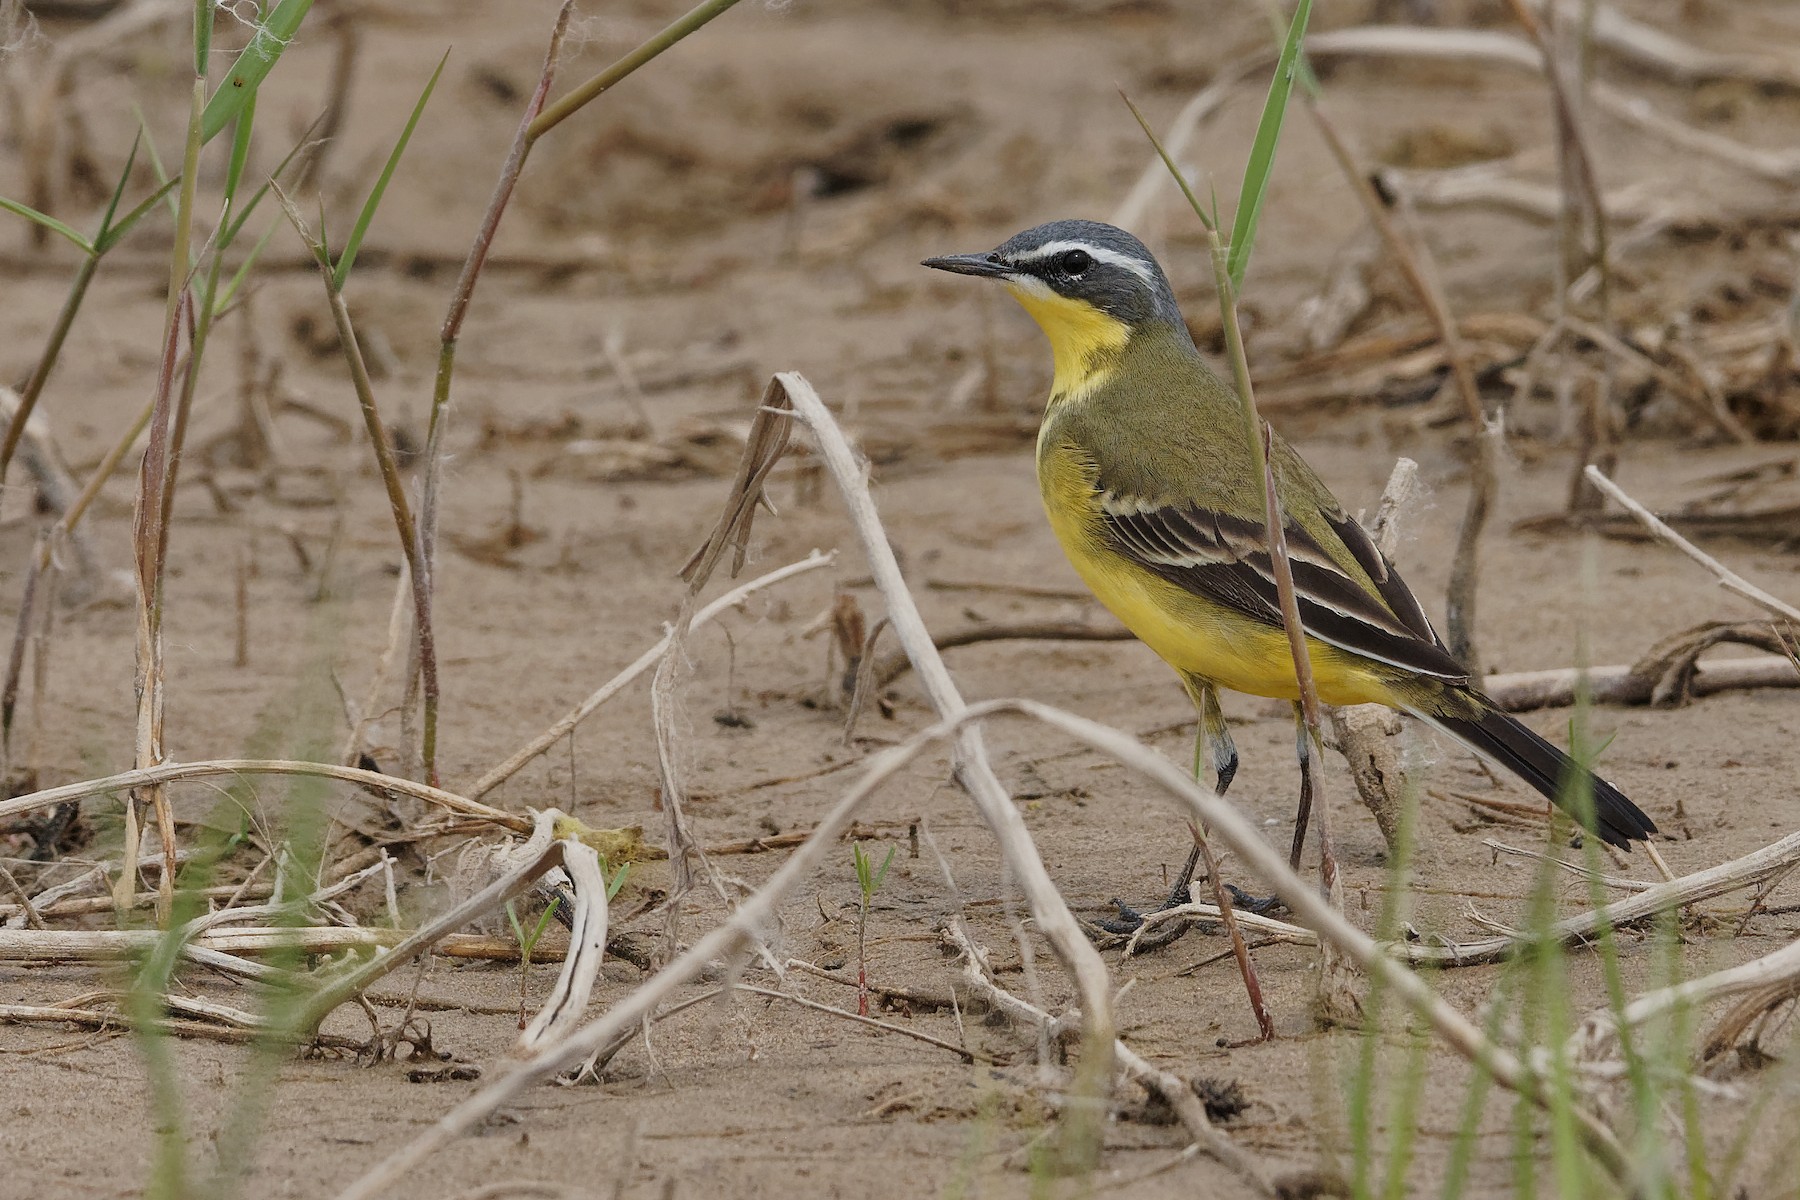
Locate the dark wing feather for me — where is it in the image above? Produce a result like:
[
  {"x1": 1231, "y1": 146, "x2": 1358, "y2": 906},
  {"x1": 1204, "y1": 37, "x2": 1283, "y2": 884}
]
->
[
  {"x1": 1100, "y1": 499, "x2": 1468, "y2": 683},
  {"x1": 1324, "y1": 508, "x2": 1441, "y2": 648}
]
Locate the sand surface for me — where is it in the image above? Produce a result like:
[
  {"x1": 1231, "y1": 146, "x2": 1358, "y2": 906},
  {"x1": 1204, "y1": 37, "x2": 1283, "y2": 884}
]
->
[{"x1": 4, "y1": 1, "x2": 1800, "y2": 1196}]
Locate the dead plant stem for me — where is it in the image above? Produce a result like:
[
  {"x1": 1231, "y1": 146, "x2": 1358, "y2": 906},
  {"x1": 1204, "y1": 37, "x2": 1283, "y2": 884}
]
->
[{"x1": 318, "y1": 274, "x2": 441, "y2": 785}]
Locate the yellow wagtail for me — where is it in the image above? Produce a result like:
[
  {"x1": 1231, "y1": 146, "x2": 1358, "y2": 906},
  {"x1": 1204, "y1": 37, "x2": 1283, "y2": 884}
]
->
[{"x1": 922, "y1": 219, "x2": 1656, "y2": 902}]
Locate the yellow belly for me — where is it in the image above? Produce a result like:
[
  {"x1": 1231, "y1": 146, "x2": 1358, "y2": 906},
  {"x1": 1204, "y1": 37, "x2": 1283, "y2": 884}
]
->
[{"x1": 1037, "y1": 442, "x2": 1394, "y2": 708}]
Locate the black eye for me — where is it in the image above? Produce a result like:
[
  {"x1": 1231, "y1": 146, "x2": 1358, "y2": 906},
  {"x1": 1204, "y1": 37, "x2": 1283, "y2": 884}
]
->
[{"x1": 1059, "y1": 249, "x2": 1092, "y2": 276}]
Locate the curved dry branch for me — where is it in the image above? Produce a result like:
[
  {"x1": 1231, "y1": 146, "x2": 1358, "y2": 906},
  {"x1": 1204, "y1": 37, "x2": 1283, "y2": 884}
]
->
[{"x1": 769, "y1": 372, "x2": 1119, "y2": 1146}]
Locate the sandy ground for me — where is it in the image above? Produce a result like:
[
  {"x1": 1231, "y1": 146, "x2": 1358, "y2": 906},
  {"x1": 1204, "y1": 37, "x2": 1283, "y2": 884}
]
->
[{"x1": 4, "y1": 0, "x2": 1800, "y2": 1196}]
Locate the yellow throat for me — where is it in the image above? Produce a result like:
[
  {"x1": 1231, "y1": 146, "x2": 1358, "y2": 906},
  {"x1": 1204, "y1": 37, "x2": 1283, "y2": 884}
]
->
[{"x1": 1003, "y1": 281, "x2": 1130, "y2": 403}]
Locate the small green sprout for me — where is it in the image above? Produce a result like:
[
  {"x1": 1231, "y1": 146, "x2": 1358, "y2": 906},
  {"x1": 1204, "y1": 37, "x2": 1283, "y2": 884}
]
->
[
  {"x1": 506, "y1": 895, "x2": 562, "y2": 1030},
  {"x1": 851, "y1": 840, "x2": 896, "y2": 1017}
]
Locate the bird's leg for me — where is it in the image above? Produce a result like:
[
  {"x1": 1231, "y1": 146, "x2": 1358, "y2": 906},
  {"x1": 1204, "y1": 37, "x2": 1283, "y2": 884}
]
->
[
  {"x1": 1104, "y1": 683, "x2": 1281, "y2": 940},
  {"x1": 1160, "y1": 685, "x2": 1237, "y2": 909},
  {"x1": 1288, "y1": 703, "x2": 1313, "y2": 872},
  {"x1": 1141, "y1": 687, "x2": 1275, "y2": 1039}
]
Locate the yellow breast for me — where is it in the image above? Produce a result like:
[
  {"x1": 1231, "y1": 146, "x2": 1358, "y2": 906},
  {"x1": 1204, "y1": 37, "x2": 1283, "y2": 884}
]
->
[{"x1": 1034, "y1": 435, "x2": 1392, "y2": 708}]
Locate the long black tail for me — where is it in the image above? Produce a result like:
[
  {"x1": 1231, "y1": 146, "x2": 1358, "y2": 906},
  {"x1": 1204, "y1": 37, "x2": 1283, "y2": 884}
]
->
[{"x1": 1427, "y1": 698, "x2": 1657, "y2": 849}]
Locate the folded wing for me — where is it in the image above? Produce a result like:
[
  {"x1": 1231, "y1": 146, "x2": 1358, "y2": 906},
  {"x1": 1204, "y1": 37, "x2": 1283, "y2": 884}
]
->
[{"x1": 1099, "y1": 495, "x2": 1469, "y2": 684}]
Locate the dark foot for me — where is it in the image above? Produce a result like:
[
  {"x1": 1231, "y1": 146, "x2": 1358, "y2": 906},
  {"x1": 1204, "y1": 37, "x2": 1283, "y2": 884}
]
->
[
  {"x1": 1224, "y1": 884, "x2": 1288, "y2": 916},
  {"x1": 1093, "y1": 872, "x2": 1210, "y2": 951},
  {"x1": 1096, "y1": 872, "x2": 1197, "y2": 936}
]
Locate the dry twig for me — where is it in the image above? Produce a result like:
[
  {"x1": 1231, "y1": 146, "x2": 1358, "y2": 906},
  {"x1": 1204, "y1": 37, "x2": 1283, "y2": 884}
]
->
[{"x1": 1583, "y1": 468, "x2": 1800, "y2": 626}]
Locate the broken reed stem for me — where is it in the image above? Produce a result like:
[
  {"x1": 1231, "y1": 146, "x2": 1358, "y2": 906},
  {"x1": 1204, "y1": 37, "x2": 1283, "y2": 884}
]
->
[
  {"x1": 418, "y1": 1, "x2": 574, "y2": 684},
  {"x1": 342, "y1": 562, "x2": 413, "y2": 766},
  {"x1": 1121, "y1": 93, "x2": 1279, "y2": 1044},
  {"x1": 123, "y1": 58, "x2": 211, "y2": 923},
  {"x1": 125, "y1": 285, "x2": 192, "y2": 922},
  {"x1": 516, "y1": 837, "x2": 609, "y2": 1053},
  {"x1": 317, "y1": 269, "x2": 441, "y2": 786},
  {"x1": 1256, "y1": 421, "x2": 1335, "y2": 878},
  {"x1": 329, "y1": 702, "x2": 1006, "y2": 1200},
  {"x1": 1399, "y1": 827, "x2": 1800, "y2": 967},
  {"x1": 1304, "y1": 102, "x2": 1484, "y2": 431},
  {"x1": 1584, "y1": 467, "x2": 1800, "y2": 626},
  {"x1": 0, "y1": 531, "x2": 45, "y2": 775},
  {"x1": 771, "y1": 373, "x2": 1115, "y2": 1166},
  {"x1": 1576, "y1": 935, "x2": 1800, "y2": 1065},
  {"x1": 1519, "y1": 0, "x2": 1614, "y2": 324},
  {"x1": 1485, "y1": 654, "x2": 1794, "y2": 711},
  {"x1": 418, "y1": 0, "x2": 743, "y2": 770},
  {"x1": 467, "y1": 550, "x2": 831, "y2": 798},
  {"x1": 999, "y1": 700, "x2": 1633, "y2": 1182},
  {"x1": 0, "y1": 928, "x2": 609, "y2": 968}
]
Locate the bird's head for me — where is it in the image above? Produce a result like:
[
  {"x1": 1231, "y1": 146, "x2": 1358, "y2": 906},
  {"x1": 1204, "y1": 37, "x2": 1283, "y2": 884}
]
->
[{"x1": 923, "y1": 220, "x2": 1184, "y2": 400}]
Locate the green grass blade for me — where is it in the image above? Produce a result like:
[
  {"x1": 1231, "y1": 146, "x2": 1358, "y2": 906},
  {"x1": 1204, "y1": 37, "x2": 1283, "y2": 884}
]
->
[
  {"x1": 220, "y1": 92, "x2": 258, "y2": 231},
  {"x1": 94, "y1": 178, "x2": 180, "y2": 255},
  {"x1": 1227, "y1": 0, "x2": 1314, "y2": 291},
  {"x1": 1119, "y1": 92, "x2": 1213, "y2": 233},
  {"x1": 96, "y1": 132, "x2": 144, "y2": 240},
  {"x1": 133, "y1": 108, "x2": 184, "y2": 226},
  {"x1": 213, "y1": 217, "x2": 280, "y2": 317},
  {"x1": 1260, "y1": 0, "x2": 1323, "y2": 100},
  {"x1": 223, "y1": 108, "x2": 327, "y2": 247},
  {"x1": 333, "y1": 49, "x2": 448, "y2": 291},
  {"x1": 0, "y1": 196, "x2": 93, "y2": 254},
  {"x1": 200, "y1": 0, "x2": 314, "y2": 143}
]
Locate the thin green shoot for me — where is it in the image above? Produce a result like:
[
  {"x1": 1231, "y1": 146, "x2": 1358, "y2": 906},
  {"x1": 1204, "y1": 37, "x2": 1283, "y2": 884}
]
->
[
  {"x1": 95, "y1": 179, "x2": 182, "y2": 256},
  {"x1": 526, "y1": 0, "x2": 748, "y2": 143},
  {"x1": 1571, "y1": 542, "x2": 1667, "y2": 1191},
  {"x1": 222, "y1": 93, "x2": 257, "y2": 211},
  {"x1": 507, "y1": 895, "x2": 563, "y2": 1030},
  {"x1": 1259, "y1": 0, "x2": 1324, "y2": 100},
  {"x1": 333, "y1": 50, "x2": 449, "y2": 290},
  {"x1": 131, "y1": 108, "x2": 185, "y2": 228},
  {"x1": 1120, "y1": 93, "x2": 1212, "y2": 234},
  {"x1": 1379, "y1": 1017, "x2": 1432, "y2": 1200},
  {"x1": 0, "y1": 196, "x2": 92, "y2": 253},
  {"x1": 1664, "y1": 913, "x2": 1712, "y2": 1200},
  {"x1": 852, "y1": 840, "x2": 897, "y2": 1017},
  {"x1": 95, "y1": 130, "x2": 144, "y2": 235},
  {"x1": 213, "y1": 220, "x2": 281, "y2": 318},
  {"x1": 1439, "y1": 969, "x2": 1519, "y2": 1200},
  {"x1": 1, "y1": 138, "x2": 175, "y2": 484},
  {"x1": 1227, "y1": 0, "x2": 1314, "y2": 291},
  {"x1": 200, "y1": 0, "x2": 315, "y2": 143},
  {"x1": 221, "y1": 108, "x2": 329, "y2": 247},
  {"x1": 1510, "y1": 804, "x2": 1587, "y2": 1199},
  {"x1": 1345, "y1": 773, "x2": 1424, "y2": 1198},
  {"x1": 606, "y1": 860, "x2": 632, "y2": 901}
]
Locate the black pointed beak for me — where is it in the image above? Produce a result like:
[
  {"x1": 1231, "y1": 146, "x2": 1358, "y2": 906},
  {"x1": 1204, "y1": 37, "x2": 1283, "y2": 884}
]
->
[{"x1": 921, "y1": 252, "x2": 1011, "y2": 279}]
